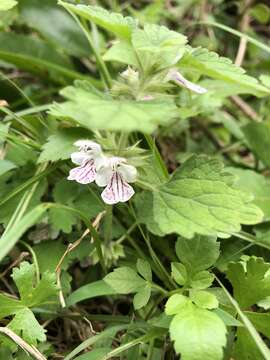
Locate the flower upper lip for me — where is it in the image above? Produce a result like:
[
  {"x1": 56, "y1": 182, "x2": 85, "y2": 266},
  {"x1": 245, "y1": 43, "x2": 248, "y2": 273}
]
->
[
  {"x1": 74, "y1": 139, "x2": 102, "y2": 154},
  {"x1": 166, "y1": 69, "x2": 207, "y2": 94}
]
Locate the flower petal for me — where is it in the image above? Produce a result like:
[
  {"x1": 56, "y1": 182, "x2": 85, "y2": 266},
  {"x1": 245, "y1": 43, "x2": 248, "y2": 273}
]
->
[
  {"x1": 118, "y1": 163, "x2": 137, "y2": 183},
  {"x1": 71, "y1": 152, "x2": 91, "y2": 165},
  {"x1": 68, "y1": 159, "x2": 96, "y2": 184},
  {"x1": 74, "y1": 140, "x2": 102, "y2": 154},
  {"x1": 94, "y1": 154, "x2": 108, "y2": 171},
  {"x1": 95, "y1": 164, "x2": 113, "y2": 187},
  {"x1": 167, "y1": 70, "x2": 207, "y2": 94},
  {"x1": 101, "y1": 172, "x2": 135, "y2": 204}
]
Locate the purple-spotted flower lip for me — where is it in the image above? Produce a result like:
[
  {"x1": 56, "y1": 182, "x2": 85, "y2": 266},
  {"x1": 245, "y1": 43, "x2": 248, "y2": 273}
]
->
[
  {"x1": 96, "y1": 156, "x2": 137, "y2": 205},
  {"x1": 67, "y1": 158, "x2": 97, "y2": 185},
  {"x1": 166, "y1": 69, "x2": 207, "y2": 94},
  {"x1": 68, "y1": 140, "x2": 106, "y2": 185}
]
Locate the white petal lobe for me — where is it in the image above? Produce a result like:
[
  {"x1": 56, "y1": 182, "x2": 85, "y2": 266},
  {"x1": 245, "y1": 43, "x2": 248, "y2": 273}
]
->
[
  {"x1": 95, "y1": 165, "x2": 113, "y2": 187},
  {"x1": 68, "y1": 159, "x2": 96, "y2": 184},
  {"x1": 101, "y1": 172, "x2": 135, "y2": 204},
  {"x1": 167, "y1": 70, "x2": 207, "y2": 94},
  {"x1": 71, "y1": 152, "x2": 91, "y2": 165},
  {"x1": 118, "y1": 163, "x2": 137, "y2": 183},
  {"x1": 74, "y1": 140, "x2": 102, "y2": 154}
]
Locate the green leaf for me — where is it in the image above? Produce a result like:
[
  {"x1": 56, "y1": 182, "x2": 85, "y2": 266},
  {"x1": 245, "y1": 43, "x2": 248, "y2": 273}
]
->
[
  {"x1": 190, "y1": 270, "x2": 214, "y2": 290},
  {"x1": 173, "y1": 236, "x2": 217, "y2": 289},
  {"x1": 11, "y1": 262, "x2": 35, "y2": 302},
  {"x1": 48, "y1": 207, "x2": 77, "y2": 233},
  {"x1": 48, "y1": 179, "x2": 104, "y2": 229},
  {"x1": 136, "y1": 259, "x2": 152, "y2": 282},
  {"x1": 103, "y1": 40, "x2": 137, "y2": 66},
  {"x1": 0, "y1": 348, "x2": 13, "y2": 359},
  {"x1": 257, "y1": 296, "x2": 270, "y2": 310},
  {"x1": 165, "y1": 294, "x2": 189, "y2": 315},
  {"x1": 135, "y1": 191, "x2": 163, "y2": 236},
  {"x1": 176, "y1": 236, "x2": 220, "y2": 272},
  {"x1": 245, "y1": 312, "x2": 270, "y2": 339},
  {"x1": 250, "y1": 4, "x2": 270, "y2": 24},
  {"x1": 260, "y1": 74, "x2": 270, "y2": 88},
  {"x1": 11, "y1": 261, "x2": 57, "y2": 307},
  {"x1": 74, "y1": 348, "x2": 112, "y2": 360},
  {"x1": 171, "y1": 262, "x2": 187, "y2": 286},
  {"x1": 0, "y1": 160, "x2": 16, "y2": 176},
  {"x1": 38, "y1": 127, "x2": 91, "y2": 163},
  {"x1": 227, "y1": 167, "x2": 270, "y2": 219},
  {"x1": 132, "y1": 24, "x2": 187, "y2": 69},
  {"x1": 99, "y1": 329, "x2": 166, "y2": 360},
  {"x1": 233, "y1": 327, "x2": 264, "y2": 360},
  {"x1": 216, "y1": 274, "x2": 270, "y2": 359},
  {"x1": 179, "y1": 47, "x2": 270, "y2": 97},
  {"x1": 18, "y1": 0, "x2": 90, "y2": 57},
  {"x1": 139, "y1": 155, "x2": 263, "y2": 238},
  {"x1": 28, "y1": 271, "x2": 58, "y2": 307},
  {"x1": 59, "y1": 1, "x2": 137, "y2": 40},
  {"x1": 73, "y1": 190, "x2": 104, "y2": 218},
  {"x1": 170, "y1": 303, "x2": 227, "y2": 360},
  {"x1": 129, "y1": 0, "x2": 164, "y2": 24},
  {"x1": 243, "y1": 122, "x2": 270, "y2": 168},
  {"x1": 67, "y1": 280, "x2": 117, "y2": 306},
  {"x1": 190, "y1": 290, "x2": 219, "y2": 309},
  {"x1": 0, "y1": 0, "x2": 17, "y2": 11},
  {"x1": 5, "y1": 142, "x2": 37, "y2": 166},
  {"x1": 0, "y1": 32, "x2": 82, "y2": 82},
  {"x1": 0, "y1": 294, "x2": 24, "y2": 318},
  {"x1": 104, "y1": 267, "x2": 146, "y2": 294},
  {"x1": 0, "y1": 176, "x2": 47, "y2": 227},
  {"x1": 226, "y1": 256, "x2": 270, "y2": 308},
  {"x1": 213, "y1": 308, "x2": 243, "y2": 327},
  {"x1": 133, "y1": 284, "x2": 151, "y2": 310},
  {"x1": 50, "y1": 81, "x2": 178, "y2": 134},
  {"x1": 148, "y1": 313, "x2": 172, "y2": 329},
  {"x1": 0, "y1": 203, "x2": 49, "y2": 262},
  {"x1": 34, "y1": 240, "x2": 68, "y2": 273},
  {"x1": 8, "y1": 308, "x2": 46, "y2": 346},
  {"x1": 64, "y1": 325, "x2": 128, "y2": 360}
]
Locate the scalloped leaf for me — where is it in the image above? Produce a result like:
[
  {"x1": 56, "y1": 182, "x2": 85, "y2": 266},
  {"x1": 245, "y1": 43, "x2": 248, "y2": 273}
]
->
[
  {"x1": 50, "y1": 81, "x2": 178, "y2": 134},
  {"x1": 8, "y1": 308, "x2": 46, "y2": 346},
  {"x1": 132, "y1": 24, "x2": 187, "y2": 69},
  {"x1": 170, "y1": 303, "x2": 227, "y2": 360},
  {"x1": 179, "y1": 47, "x2": 270, "y2": 97},
  {"x1": 138, "y1": 155, "x2": 263, "y2": 238},
  {"x1": 227, "y1": 256, "x2": 270, "y2": 308},
  {"x1": 59, "y1": 1, "x2": 137, "y2": 39}
]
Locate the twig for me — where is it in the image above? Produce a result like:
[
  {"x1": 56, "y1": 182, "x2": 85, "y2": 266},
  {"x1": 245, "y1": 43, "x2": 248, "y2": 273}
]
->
[
  {"x1": 0, "y1": 251, "x2": 29, "y2": 279},
  {"x1": 230, "y1": 95, "x2": 260, "y2": 121},
  {"x1": 231, "y1": 0, "x2": 260, "y2": 122},
  {"x1": 55, "y1": 211, "x2": 105, "y2": 308},
  {"x1": 0, "y1": 327, "x2": 47, "y2": 360},
  {"x1": 235, "y1": 0, "x2": 253, "y2": 66}
]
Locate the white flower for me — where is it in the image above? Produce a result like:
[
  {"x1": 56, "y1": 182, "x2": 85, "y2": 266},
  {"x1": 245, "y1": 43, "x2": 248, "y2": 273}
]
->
[
  {"x1": 96, "y1": 157, "x2": 137, "y2": 205},
  {"x1": 67, "y1": 140, "x2": 138, "y2": 205},
  {"x1": 166, "y1": 69, "x2": 207, "y2": 94},
  {"x1": 68, "y1": 140, "x2": 105, "y2": 184},
  {"x1": 120, "y1": 67, "x2": 139, "y2": 83}
]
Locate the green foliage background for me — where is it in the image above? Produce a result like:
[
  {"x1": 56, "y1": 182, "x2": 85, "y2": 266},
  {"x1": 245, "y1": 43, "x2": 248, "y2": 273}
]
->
[{"x1": 0, "y1": 0, "x2": 270, "y2": 359}]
